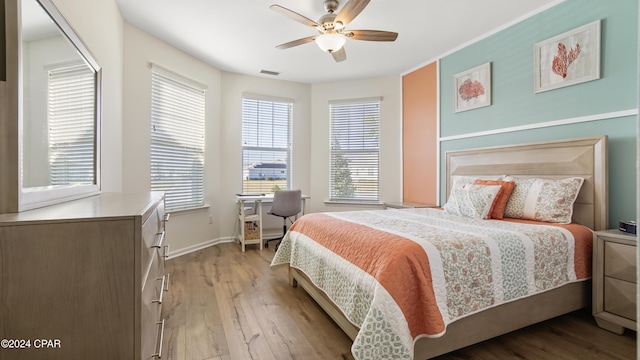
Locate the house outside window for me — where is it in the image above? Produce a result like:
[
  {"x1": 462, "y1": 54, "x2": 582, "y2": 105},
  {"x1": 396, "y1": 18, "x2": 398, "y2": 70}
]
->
[
  {"x1": 241, "y1": 96, "x2": 293, "y2": 194},
  {"x1": 329, "y1": 98, "x2": 380, "y2": 202},
  {"x1": 150, "y1": 64, "x2": 206, "y2": 211}
]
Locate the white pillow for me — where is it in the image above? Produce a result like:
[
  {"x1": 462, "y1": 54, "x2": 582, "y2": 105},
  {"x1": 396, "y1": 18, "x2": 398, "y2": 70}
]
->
[
  {"x1": 444, "y1": 183, "x2": 502, "y2": 219},
  {"x1": 503, "y1": 176, "x2": 585, "y2": 224}
]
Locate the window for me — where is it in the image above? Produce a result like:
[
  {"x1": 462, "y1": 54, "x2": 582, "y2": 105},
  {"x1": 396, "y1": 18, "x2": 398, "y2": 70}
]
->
[
  {"x1": 150, "y1": 64, "x2": 206, "y2": 211},
  {"x1": 329, "y1": 98, "x2": 380, "y2": 202},
  {"x1": 241, "y1": 96, "x2": 292, "y2": 194},
  {"x1": 48, "y1": 64, "x2": 96, "y2": 186}
]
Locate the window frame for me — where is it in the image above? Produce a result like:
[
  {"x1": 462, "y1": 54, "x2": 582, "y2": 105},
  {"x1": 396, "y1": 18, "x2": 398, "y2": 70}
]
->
[
  {"x1": 241, "y1": 95, "x2": 293, "y2": 195},
  {"x1": 150, "y1": 64, "x2": 207, "y2": 211},
  {"x1": 329, "y1": 97, "x2": 381, "y2": 203}
]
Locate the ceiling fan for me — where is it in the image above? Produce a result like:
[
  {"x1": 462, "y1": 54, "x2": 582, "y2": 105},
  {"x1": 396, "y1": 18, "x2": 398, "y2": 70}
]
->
[{"x1": 270, "y1": 0, "x2": 398, "y2": 62}]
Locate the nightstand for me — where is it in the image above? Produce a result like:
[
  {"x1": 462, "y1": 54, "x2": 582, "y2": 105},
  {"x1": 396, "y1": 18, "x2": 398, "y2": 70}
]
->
[
  {"x1": 383, "y1": 201, "x2": 438, "y2": 209},
  {"x1": 592, "y1": 229, "x2": 637, "y2": 334}
]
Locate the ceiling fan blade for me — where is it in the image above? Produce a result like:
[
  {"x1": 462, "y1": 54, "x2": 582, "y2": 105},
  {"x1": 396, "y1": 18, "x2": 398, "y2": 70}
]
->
[
  {"x1": 276, "y1": 36, "x2": 316, "y2": 50},
  {"x1": 331, "y1": 47, "x2": 347, "y2": 62},
  {"x1": 335, "y1": 0, "x2": 370, "y2": 27},
  {"x1": 270, "y1": 5, "x2": 319, "y2": 27},
  {"x1": 346, "y1": 30, "x2": 398, "y2": 42}
]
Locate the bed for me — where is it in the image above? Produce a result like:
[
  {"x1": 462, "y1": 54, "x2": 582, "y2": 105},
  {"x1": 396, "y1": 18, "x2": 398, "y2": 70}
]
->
[{"x1": 271, "y1": 136, "x2": 608, "y2": 359}]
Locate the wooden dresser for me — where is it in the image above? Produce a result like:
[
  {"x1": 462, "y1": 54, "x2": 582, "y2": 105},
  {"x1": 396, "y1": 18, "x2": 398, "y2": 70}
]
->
[
  {"x1": 592, "y1": 229, "x2": 637, "y2": 334},
  {"x1": 0, "y1": 192, "x2": 168, "y2": 360}
]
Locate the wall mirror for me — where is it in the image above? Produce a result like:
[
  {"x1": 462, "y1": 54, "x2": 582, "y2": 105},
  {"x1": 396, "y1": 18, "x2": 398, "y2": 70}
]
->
[{"x1": 19, "y1": 0, "x2": 101, "y2": 210}]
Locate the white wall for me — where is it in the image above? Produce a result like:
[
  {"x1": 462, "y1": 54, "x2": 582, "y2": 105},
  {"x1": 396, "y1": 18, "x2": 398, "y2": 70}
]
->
[
  {"x1": 122, "y1": 25, "x2": 314, "y2": 255},
  {"x1": 309, "y1": 77, "x2": 403, "y2": 213},
  {"x1": 119, "y1": 27, "x2": 402, "y2": 255},
  {"x1": 51, "y1": 0, "x2": 403, "y2": 255},
  {"x1": 122, "y1": 23, "x2": 222, "y2": 253}
]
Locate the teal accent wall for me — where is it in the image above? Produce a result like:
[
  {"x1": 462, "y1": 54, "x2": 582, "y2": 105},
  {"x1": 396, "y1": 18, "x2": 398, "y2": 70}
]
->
[{"x1": 439, "y1": 0, "x2": 638, "y2": 229}]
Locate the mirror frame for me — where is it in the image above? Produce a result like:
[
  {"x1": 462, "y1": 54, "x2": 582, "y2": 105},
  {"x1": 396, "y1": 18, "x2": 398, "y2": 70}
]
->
[{"x1": 17, "y1": 0, "x2": 102, "y2": 211}]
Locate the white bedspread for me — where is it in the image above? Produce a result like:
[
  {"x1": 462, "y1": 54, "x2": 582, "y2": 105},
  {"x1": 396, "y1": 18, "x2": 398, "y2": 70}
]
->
[{"x1": 271, "y1": 208, "x2": 587, "y2": 359}]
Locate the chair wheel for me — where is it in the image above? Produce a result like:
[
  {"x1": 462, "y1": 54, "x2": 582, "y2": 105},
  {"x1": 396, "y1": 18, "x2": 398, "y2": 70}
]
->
[{"x1": 264, "y1": 242, "x2": 269, "y2": 248}]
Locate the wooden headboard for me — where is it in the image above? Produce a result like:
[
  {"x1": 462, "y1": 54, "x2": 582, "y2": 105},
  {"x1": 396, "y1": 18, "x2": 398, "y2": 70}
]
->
[{"x1": 445, "y1": 136, "x2": 608, "y2": 231}]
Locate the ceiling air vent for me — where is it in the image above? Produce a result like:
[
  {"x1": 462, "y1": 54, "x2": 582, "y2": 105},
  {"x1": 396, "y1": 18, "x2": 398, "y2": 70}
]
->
[{"x1": 260, "y1": 69, "x2": 280, "y2": 76}]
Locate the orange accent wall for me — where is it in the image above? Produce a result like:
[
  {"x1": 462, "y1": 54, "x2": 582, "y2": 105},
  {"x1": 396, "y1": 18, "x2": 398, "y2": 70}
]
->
[{"x1": 402, "y1": 62, "x2": 438, "y2": 205}]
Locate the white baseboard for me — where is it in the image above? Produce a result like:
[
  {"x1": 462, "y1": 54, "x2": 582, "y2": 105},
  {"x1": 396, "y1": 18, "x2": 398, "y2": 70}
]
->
[
  {"x1": 166, "y1": 236, "x2": 235, "y2": 260},
  {"x1": 166, "y1": 231, "x2": 285, "y2": 260}
]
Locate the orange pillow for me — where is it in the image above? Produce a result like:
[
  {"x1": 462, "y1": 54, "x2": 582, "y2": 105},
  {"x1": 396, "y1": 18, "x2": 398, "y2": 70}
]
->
[{"x1": 473, "y1": 179, "x2": 516, "y2": 219}]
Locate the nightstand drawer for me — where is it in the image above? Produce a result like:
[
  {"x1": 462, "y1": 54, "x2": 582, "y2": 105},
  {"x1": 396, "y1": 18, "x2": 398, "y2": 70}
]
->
[
  {"x1": 604, "y1": 242, "x2": 637, "y2": 283},
  {"x1": 593, "y1": 229, "x2": 637, "y2": 334},
  {"x1": 604, "y1": 277, "x2": 637, "y2": 321}
]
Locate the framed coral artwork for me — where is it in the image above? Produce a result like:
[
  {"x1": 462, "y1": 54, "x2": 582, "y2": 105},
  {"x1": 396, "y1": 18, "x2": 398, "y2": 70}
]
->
[
  {"x1": 453, "y1": 62, "x2": 491, "y2": 113},
  {"x1": 534, "y1": 20, "x2": 601, "y2": 93}
]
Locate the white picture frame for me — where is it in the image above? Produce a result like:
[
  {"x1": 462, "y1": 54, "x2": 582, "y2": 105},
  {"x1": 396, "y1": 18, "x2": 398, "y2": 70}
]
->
[
  {"x1": 534, "y1": 20, "x2": 601, "y2": 93},
  {"x1": 453, "y1": 62, "x2": 491, "y2": 113}
]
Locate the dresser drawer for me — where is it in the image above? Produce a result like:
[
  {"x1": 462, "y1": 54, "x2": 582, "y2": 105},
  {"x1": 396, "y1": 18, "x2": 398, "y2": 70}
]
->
[
  {"x1": 141, "y1": 251, "x2": 166, "y2": 359},
  {"x1": 141, "y1": 207, "x2": 163, "y2": 283},
  {"x1": 157, "y1": 200, "x2": 167, "y2": 231},
  {"x1": 604, "y1": 277, "x2": 637, "y2": 321},
  {"x1": 604, "y1": 242, "x2": 637, "y2": 283}
]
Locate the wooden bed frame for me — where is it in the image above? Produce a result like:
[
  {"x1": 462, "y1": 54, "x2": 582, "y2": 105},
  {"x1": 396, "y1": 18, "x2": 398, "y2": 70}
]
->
[{"x1": 288, "y1": 135, "x2": 608, "y2": 359}]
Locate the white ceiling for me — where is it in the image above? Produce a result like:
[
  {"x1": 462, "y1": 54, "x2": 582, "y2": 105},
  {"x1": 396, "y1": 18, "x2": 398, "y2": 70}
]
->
[{"x1": 115, "y1": 0, "x2": 561, "y2": 84}]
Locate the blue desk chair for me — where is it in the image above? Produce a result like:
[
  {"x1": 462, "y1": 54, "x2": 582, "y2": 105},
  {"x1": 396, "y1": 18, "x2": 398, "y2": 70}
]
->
[{"x1": 265, "y1": 189, "x2": 302, "y2": 250}]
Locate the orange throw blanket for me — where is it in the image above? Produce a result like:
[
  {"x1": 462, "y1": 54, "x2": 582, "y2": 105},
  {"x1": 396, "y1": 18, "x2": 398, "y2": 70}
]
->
[{"x1": 289, "y1": 213, "x2": 444, "y2": 337}]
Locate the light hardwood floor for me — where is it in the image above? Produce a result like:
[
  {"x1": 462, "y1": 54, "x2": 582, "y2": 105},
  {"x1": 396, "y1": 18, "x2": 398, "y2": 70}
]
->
[{"x1": 161, "y1": 242, "x2": 636, "y2": 360}]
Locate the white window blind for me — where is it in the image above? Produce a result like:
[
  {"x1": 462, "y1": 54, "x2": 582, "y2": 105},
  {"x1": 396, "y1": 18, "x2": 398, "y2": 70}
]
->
[
  {"x1": 150, "y1": 65, "x2": 206, "y2": 211},
  {"x1": 48, "y1": 64, "x2": 96, "y2": 186},
  {"x1": 241, "y1": 97, "x2": 292, "y2": 194},
  {"x1": 329, "y1": 99, "x2": 380, "y2": 201}
]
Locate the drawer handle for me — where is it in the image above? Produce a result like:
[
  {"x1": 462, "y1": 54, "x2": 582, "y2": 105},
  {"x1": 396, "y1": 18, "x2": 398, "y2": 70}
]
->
[
  {"x1": 153, "y1": 275, "x2": 166, "y2": 304},
  {"x1": 163, "y1": 244, "x2": 170, "y2": 259},
  {"x1": 152, "y1": 232, "x2": 165, "y2": 249},
  {"x1": 164, "y1": 273, "x2": 170, "y2": 292},
  {"x1": 153, "y1": 319, "x2": 165, "y2": 358},
  {"x1": 163, "y1": 213, "x2": 170, "y2": 222}
]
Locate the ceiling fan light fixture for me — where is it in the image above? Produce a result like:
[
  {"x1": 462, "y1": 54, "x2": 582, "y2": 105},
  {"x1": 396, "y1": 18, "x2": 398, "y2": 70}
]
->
[
  {"x1": 315, "y1": 33, "x2": 346, "y2": 53},
  {"x1": 271, "y1": 0, "x2": 398, "y2": 62}
]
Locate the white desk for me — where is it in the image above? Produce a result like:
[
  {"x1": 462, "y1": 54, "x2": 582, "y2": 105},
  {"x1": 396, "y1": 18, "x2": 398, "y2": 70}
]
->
[{"x1": 235, "y1": 194, "x2": 309, "y2": 252}]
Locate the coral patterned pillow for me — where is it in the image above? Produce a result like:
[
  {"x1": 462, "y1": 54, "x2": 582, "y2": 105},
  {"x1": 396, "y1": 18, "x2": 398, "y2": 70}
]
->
[
  {"x1": 444, "y1": 183, "x2": 503, "y2": 219},
  {"x1": 503, "y1": 177, "x2": 584, "y2": 224},
  {"x1": 473, "y1": 179, "x2": 516, "y2": 219}
]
